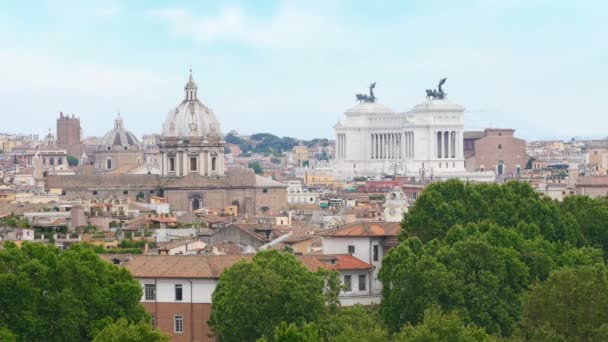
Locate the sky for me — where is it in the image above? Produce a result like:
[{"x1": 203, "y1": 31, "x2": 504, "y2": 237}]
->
[{"x1": 0, "y1": 0, "x2": 606, "y2": 141}]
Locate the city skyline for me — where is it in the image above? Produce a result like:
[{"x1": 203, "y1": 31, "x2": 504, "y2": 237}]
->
[{"x1": 1, "y1": 0, "x2": 606, "y2": 141}]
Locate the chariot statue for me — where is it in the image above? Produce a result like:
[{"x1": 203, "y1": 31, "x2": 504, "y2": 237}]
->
[
  {"x1": 356, "y1": 82, "x2": 377, "y2": 103},
  {"x1": 425, "y1": 78, "x2": 447, "y2": 100}
]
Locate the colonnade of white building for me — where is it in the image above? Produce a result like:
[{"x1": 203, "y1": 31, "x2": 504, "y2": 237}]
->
[
  {"x1": 369, "y1": 132, "x2": 414, "y2": 160},
  {"x1": 434, "y1": 130, "x2": 461, "y2": 159}
]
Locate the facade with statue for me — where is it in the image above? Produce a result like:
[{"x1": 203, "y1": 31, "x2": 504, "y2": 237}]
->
[{"x1": 334, "y1": 80, "x2": 493, "y2": 181}]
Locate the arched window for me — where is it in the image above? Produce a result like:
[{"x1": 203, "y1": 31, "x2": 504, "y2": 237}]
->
[
  {"x1": 192, "y1": 198, "x2": 201, "y2": 211},
  {"x1": 497, "y1": 160, "x2": 504, "y2": 175}
]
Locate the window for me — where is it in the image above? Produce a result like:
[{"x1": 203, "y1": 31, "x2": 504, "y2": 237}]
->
[
  {"x1": 123, "y1": 146, "x2": 128, "y2": 151},
  {"x1": 50, "y1": 157, "x2": 55, "y2": 165},
  {"x1": 343, "y1": 275, "x2": 352, "y2": 292},
  {"x1": 169, "y1": 157, "x2": 175, "y2": 172},
  {"x1": 106, "y1": 159, "x2": 112, "y2": 170},
  {"x1": 92, "y1": 191, "x2": 98, "y2": 195},
  {"x1": 145, "y1": 284, "x2": 156, "y2": 301},
  {"x1": 373, "y1": 245, "x2": 379, "y2": 262},
  {"x1": 123, "y1": 190, "x2": 128, "y2": 195},
  {"x1": 175, "y1": 284, "x2": 183, "y2": 301},
  {"x1": 348, "y1": 245, "x2": 355, "y2": 254},
  {"x1": 189, "y1": 157, "x2": 197, "y2": 171},
  {"x1": 174, "y1": 315, "x2": 183, "y2": 333},
  {"x1": 150, "y1": 314, "x2": 155, "y2": 328},
  {"x1": 107, "y1": 146, "x2": 111, "y2": 151},
  {"x1": 497, "y1": 160, "x2": 504, "y2": 175},
  {"x1": 359, "y1": 274, "x2": 367, "y2": 291},
  {"x1": 58, "y1": 158, "x2": 63, "y2": 165},
  {"x1": 498, "y1": 144, "x2": 503, "y2": 150},
  {"x1": 211, "y1": 157, "x2": 217, "y2": 171}
]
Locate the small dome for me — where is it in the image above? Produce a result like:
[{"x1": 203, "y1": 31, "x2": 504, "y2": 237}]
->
[
  {"x1": 99, "y1": 113, "x2": 141, "y2": 147},
  {"x1": 161, "y1": 70, "x2": 222, "y2": 139}
]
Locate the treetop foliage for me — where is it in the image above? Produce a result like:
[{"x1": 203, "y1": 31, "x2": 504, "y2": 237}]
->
[{"x1": 381, "y1": 179, "x2": 608, "y2": 338}]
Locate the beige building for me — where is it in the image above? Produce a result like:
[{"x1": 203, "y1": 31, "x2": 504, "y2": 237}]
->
[
  {"x1": 464, "y1": 128, "x2": 528, "y2": 176},
  {"x1": 44, "y1": 71, "x2": 287, "y2": 215}
]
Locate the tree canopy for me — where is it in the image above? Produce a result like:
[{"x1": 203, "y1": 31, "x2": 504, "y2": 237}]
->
[
  {"x1": 521, "y1": 263, "x2": 608, "y2": 341},
  {"x1": 92, "y1": 318, "x2": 168, "y2": 342},
  {"x1": 209, "y1": 250, "x2": 340, "y2": 342},
  {"x1": 394, "y1": 306, "x2": 493, "y2": 342},
  {"x1": 381, "y1": 180, "x2": 608, "y2": 337},
  {"x1": 0, "y1": 242, "x2": 148, "y2": 341}
]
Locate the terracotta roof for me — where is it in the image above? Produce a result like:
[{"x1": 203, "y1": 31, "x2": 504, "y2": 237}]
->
[
  {"x1": 150, "y1": 217, "x2": 177, "y2": 223},
  {"x1": 322, "y1": 221, "x2": 400, "y2": 237},
  {"x1": 314, "y1": 254, "x2": 373, "y2": 271},
  {"x1": 101, "y1": 254, "x2": 332, "y2": 279}
]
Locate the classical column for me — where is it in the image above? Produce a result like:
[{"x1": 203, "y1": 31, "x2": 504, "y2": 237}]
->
[
  {"x1": 446, "y1": 131, "x2": 451, "y2": 159},
  {"x1": 343, "y1": 134, "x2": 346, "y2": 160},
  {"x1": 444, "y1": 131, "x2": 449, "y2": 159},
  {"x1": 437, "y1": 131, "x2": 442, "y2": 158},
  {"x1": 370, "y1": 134, "x2": 373, "y2": 159},
  {"x1": 389, "y1": 133, "x2": 393, "y2": 159},
  {"x1": 451, "y1": 131, "x2": 456, "y2": 158}
]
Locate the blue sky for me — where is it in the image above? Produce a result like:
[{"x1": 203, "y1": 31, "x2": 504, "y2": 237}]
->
[{"x1": 0, "y1": 0, "x2": 606, "y2": 140}]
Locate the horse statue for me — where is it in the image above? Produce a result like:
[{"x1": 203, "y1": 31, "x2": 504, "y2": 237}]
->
[
  {"x1": 356, "y1": 82, "x2": 377, "y2": 103},
  {"x1": 425, "y1": 78, "x2": 447, "y2": 100}
]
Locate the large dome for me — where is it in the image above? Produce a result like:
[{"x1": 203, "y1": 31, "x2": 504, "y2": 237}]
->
[
  {"x1": 161, "y1": 71, "x2": 222, "y2": 139},
  {"x1": 99, "y1": 114, "x2": 140, "y2": 147}
]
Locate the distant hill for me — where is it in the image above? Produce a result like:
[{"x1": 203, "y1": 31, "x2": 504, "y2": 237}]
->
[{"x1": 225, "y1": 132, "x2": 329, "y2": 157}]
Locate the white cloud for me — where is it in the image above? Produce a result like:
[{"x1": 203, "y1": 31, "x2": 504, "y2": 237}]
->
[
  {"x1": 150, "y1": 4, "x2": 353, "y2": 49},
  {"x1": 0, "y1": 51, "x2": 168, "y2": 95}
]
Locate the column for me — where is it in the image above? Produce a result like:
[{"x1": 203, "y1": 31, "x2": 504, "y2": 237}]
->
[
  {"x1": 375, "y1": 134, "x2": 378, "y2": 160},
  {"x1": 411, "y1": 132, "x2": 415, "y2": 159},
  {"x1": 444, "y1": 131, "x2": 449, "y2": 159},
  {"x1": 370, "y1": 134, "x2": 373, "y2": 159},
  {"x1": 343, "y1": 134, "x2": 346, "y2": 160},
  {"x1": 437, "y1": 131, "x2": 442, "y2": 158},
  {"x1": 379, "y1": 134, "x2": 383, "y2": 159},
  {"x1": 447, "y1": 131, "x2": 451, "y2": 159},
  {"x1": 389, "y1": 133, "x2": 393, "y2": 159}
]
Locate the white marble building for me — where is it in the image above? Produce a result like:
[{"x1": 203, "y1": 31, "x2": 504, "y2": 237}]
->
[{"x1": 334, "y1": 90, "x2": 492, "y2": 181}]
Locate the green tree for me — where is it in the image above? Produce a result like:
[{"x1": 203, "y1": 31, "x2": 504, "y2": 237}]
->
[
  {"x1": 318, "y1": 305, "x2": 388, "y2": 342},
  {"x1": 560, "y1": 196, "x2": 608, "y2": 254},
  {"x1": 248, "y1": 161, "x2": 263, "y2": 174},
  {"x1": 225, "y1": 133, "x2": 243, "y2": 145},
  {"x1": 92, "y1": 318, "x2": 168, "y2": 342},
  {"x1": 209, "y1": 250, "x2": 339, "y2": 342},
  {"x1": 67, "y1": 155, "x2": 79, "y2": 166},
  {"x1": 521, "y1": 263, "x2": 608, "y2": 341},
  {"x1": 0, "y1": 242, "x2": 148, "y2": 341},
  {"x1": 394, "y1": 306, "x2": 494, "y2": 342},
  {"x1": 257, "y1": 322, "x2": 321, "y2": 342},
  {"x1": 403, "y1": 180, "x2": 580, "y2": 245},
  {"x1": 0, "y1": 327, "x2": 16, "y2": 342}
]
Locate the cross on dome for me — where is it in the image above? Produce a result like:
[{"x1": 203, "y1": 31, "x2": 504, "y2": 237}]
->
[
  {"x1": 185, "y1": 69, "x2": 198, "y2": 101},
  {"x1": 115, "y1": 112, "x2": 124, "y2": 128}
]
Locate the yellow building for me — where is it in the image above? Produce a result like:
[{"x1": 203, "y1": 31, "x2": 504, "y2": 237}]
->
[
  {"x1": 293, "y1": 145, "x2": 310, "y2": 166},
  {"x1": 0, "y1": 138, "x2": 17, "y2": 153},
  {"x1": 304, "y1": 173, "x2": 340, "y2": 188}
]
